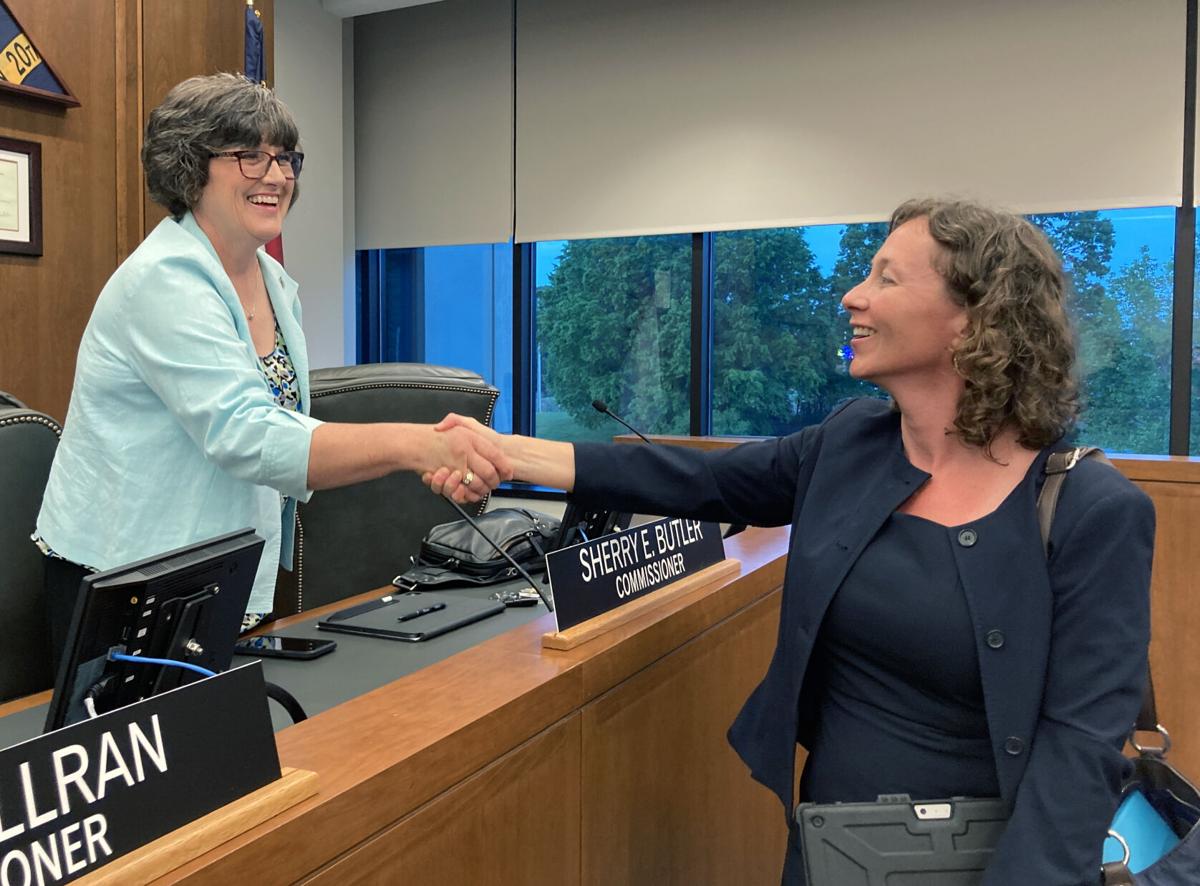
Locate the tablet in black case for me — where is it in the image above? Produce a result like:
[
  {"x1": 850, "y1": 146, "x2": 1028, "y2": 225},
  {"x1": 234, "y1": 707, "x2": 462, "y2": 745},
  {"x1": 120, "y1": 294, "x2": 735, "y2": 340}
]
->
[
  {"x1": 796, "y1": 795, "x2": 1008, "y2": 886},
  {"x1": 317, "y1": 591, "x2": 504, "y2": 642}
]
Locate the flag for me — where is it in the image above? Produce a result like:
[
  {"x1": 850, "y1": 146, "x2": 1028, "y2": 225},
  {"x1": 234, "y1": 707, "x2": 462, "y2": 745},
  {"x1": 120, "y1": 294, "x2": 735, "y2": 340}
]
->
[
  {"x1": 0, "y1": 0, "x2": 75, "y2": 99},
  {"x1": 244, "y1": 2, "x2": 264, "y2": 85}
]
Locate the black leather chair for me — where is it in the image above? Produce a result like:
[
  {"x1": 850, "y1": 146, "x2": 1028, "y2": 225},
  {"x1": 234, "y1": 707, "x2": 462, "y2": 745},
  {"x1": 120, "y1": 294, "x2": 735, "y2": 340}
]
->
[
  {"x1": 274, "y1": 363, "x2": 500, "y2": 617},
  {"x1": 0, "y1": 392, "x2": 62, "y2": 702}
]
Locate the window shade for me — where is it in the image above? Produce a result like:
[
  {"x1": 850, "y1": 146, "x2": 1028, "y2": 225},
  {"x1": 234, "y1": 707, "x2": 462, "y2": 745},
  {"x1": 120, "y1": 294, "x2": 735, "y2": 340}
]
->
[
  {"x1": 354, "y1": 0, "x2": 512, "y2": 249},
  {"x1": 515, "y1": 0, "x2": 1185, "y2": 242}
]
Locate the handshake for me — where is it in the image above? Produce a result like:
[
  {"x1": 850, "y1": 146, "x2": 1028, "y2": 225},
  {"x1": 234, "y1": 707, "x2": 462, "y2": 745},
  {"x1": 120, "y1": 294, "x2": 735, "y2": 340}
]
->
[
  {"x1": 418, "y1": 413, "x2": 575, "y2": 499},
  {"x1": 421, "y1": 414, "x2": 512, "y2": 504}
]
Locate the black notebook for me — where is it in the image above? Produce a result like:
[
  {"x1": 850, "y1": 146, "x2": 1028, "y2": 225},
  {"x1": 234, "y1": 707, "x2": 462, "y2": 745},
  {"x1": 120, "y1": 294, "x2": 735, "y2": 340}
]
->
[{"x1": 317, "y1": 591, "x2": 504, "y2": 642}]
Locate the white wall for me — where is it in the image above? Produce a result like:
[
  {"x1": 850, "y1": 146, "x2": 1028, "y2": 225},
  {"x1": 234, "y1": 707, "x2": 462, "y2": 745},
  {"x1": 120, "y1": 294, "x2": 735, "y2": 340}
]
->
[{"x1": 275, "y1": 0, "x2": 356, "y2": 369}]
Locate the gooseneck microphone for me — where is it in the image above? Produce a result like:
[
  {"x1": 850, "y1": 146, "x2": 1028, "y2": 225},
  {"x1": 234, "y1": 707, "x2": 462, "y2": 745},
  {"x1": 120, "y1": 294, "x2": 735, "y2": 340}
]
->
[{"x1": 591, "y1": 399, "x2": 654, "y2": 445}]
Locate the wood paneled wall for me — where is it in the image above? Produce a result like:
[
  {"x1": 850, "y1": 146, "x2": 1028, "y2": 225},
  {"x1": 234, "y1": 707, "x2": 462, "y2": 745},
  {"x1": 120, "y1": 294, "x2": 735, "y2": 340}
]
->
[
  {"x1": 0, "y1": 0, "x2": 273, "y2": 421},
  {"x1": 1111, "y1": 456, "x2": 1200, "y2": 779},
  {"x1": 141, "y1": 0, "x2": 275, "y2": 233}
]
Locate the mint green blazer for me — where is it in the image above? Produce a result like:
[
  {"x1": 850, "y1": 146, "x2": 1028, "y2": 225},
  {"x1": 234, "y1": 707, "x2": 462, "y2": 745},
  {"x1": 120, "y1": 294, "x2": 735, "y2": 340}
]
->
[{"x1": 37, "y1": 213, "x2": 322, "y2": 613}]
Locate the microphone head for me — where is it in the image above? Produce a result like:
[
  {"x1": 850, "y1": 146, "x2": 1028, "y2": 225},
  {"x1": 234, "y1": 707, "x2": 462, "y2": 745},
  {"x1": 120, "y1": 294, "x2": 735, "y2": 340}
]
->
[{"x1": 591, "y1": 399, "x2": 608, "y2": 414}]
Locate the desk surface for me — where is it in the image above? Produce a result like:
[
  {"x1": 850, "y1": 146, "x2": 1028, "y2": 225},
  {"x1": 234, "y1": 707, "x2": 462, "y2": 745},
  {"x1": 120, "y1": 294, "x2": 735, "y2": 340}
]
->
[
  {"x1": 166, "y1": 524, "x2": 792, "y2": 884},
  {"x1": 0, "y1": 582, "x2": 547, "y2": 744},
  {"x1": 0, "y1": 525, "x2": 794, "y2": 885}
]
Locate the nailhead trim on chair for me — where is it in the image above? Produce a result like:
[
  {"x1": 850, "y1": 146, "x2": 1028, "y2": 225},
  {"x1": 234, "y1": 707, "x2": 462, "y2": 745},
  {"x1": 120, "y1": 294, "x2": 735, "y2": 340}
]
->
[
  {"x1": 311, "y1": 381, "x2": 498, "y2": 428},
  {"x1": 292, "y1": 380, "x2": 500, "y2": 613},
  {"x1": 0, "y1": 413, "x2": 63, "y2": 438}
]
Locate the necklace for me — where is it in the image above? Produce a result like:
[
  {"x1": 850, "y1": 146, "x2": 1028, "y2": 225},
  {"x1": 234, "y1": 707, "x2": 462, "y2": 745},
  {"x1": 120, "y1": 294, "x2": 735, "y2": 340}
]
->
[
  {"x1": 240, "y1": 274, "x2": 267, "y2": 322},
  {"x1": 244, "y1": 295, "x2": 264, "y2": 322}
]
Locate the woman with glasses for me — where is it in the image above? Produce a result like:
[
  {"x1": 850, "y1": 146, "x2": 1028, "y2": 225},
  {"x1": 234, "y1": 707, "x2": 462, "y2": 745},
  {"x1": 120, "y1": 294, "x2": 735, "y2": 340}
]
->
[{"x1": 36, "y1": 73, "x2": 509, "y2": 662}]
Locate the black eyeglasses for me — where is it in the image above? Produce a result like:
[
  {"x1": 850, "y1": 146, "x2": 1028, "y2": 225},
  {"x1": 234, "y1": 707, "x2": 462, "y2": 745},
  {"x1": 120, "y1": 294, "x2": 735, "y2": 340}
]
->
[{"x1": 210, "y1": 149, "x2": 304, "y2": 180}]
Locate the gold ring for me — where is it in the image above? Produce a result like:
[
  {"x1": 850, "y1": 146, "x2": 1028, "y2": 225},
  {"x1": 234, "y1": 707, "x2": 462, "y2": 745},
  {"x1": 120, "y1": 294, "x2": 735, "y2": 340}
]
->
[{"x1": 462, "y1": 470, "x2": 474, "y2": 487}]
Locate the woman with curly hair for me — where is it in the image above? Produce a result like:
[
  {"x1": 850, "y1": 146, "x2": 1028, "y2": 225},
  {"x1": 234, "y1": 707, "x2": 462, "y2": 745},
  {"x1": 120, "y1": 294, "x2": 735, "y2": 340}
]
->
[
  {"x1": 427, "y1": 198, "x2": 1155, "y2": 885},
  {"x1": 37, "y1": 74, "x2": 508, "y2": 661}
]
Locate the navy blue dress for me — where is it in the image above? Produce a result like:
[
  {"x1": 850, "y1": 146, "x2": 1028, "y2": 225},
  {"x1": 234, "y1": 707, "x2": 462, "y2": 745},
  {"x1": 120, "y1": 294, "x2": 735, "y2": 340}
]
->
[
  {"x1": 782, "y1": 478, "x2": 1034, "y2": 883},
  {"x1": 800, "y1": 509, "x2": 1000, "y2": 805}
]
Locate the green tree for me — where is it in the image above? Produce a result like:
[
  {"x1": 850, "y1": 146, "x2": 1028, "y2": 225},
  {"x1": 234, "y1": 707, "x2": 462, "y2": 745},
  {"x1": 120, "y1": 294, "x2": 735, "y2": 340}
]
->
[
  {"x1": 534, "y1": 214, "x2": 1173, "y2": 452},
  {"x1": 537, "y1": 236, "x2": 692, "y2": 435},
  {"x1": 823, "y1": 223, "x2": 889, "y2": 407},
  {"x1": 538, "y1": 225, "x2": 893, "y2": 438},
  {"x1": 829, "y1": 222, "x2": 887, "y2": 298},
  {"x1": 1028, "y1": 212, "x2": 1121, "y2": 384},
  {"x1": 711, "y1": 223, "x2": 897, "y2": 435},
  {"x1": 1029, "y1": 212, "x2": 1174, "y2": 453},
  {"x1": 711, "y1": 228, "x2": 839, "y2": 434},
  {"x1": 1077, "y1": 248, "x2": 1172, "y2": 453}
]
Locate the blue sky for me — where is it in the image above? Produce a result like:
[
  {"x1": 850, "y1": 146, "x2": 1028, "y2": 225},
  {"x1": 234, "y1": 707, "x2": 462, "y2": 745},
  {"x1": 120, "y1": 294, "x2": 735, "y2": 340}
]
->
[
  {"x1": 534, "y1": 206, "x2": 1177, "y2": 289},
  {"x1": 1097, "y1": 206, "x2": 1175, "y2": 274}
]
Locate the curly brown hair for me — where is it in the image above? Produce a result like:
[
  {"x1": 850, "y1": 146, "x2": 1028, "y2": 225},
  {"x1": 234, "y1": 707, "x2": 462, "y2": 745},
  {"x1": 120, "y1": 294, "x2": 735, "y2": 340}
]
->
[{"x1": 889, "y1": 198, "x2": 1080, "y2": 452}]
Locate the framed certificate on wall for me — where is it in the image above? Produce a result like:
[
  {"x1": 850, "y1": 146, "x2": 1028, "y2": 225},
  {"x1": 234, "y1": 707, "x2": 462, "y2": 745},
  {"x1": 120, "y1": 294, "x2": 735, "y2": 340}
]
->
[{"x1": 0, "y1": 135, "x2": 41, "y2": 256}]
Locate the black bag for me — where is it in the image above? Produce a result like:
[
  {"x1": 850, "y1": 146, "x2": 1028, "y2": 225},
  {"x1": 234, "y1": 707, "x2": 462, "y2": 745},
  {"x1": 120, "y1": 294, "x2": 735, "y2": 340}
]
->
[
  {"x1": 392, "y1": 507, "x2": 560, "y2": 591},
  {"x1": 1100, "y1": 677, "x2": 1200, "y2": 885}
]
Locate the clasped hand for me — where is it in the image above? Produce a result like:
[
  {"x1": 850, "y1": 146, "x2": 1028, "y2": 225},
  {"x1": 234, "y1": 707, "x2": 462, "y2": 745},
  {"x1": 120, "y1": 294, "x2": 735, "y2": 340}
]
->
[{"x1": 424, "y1": 414, "x2": 509, "y2": 503}]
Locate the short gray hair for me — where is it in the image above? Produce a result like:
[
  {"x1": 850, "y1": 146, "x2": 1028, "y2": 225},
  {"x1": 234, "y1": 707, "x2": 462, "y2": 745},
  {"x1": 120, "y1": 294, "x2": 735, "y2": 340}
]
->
[{"x1": 143, "y1": 73, "x2": 301, "y2": 219}]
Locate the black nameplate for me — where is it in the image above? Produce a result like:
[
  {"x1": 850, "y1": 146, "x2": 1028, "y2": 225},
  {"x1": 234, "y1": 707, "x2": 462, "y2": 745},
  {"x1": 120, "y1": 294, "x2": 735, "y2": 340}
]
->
[
  {"x1": 0, "y1": 663, "x2": 279, "y2": 883},
  {"x1": 547, "y1": 517, "x2": 725, "y2": 632}
]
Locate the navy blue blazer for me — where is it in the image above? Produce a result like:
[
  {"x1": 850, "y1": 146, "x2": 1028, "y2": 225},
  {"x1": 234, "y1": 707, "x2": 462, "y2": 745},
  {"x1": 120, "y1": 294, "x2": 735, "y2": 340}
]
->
[{"x1": 573, "y1": 398, "x2": 1154, "y2": 885}]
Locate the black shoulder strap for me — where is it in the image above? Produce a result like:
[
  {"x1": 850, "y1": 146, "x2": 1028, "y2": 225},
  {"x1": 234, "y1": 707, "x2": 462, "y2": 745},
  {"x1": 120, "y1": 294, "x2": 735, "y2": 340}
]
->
[{"x1": 1134, "y1": 670, "x2": 1159, "y2": 735}]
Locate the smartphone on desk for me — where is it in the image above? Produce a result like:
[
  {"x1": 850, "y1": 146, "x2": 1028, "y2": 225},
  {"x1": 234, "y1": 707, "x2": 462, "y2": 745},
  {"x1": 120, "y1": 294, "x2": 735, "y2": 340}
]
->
[{"x1": 232, "y1": 634, "x2": 337, "y2": 660}]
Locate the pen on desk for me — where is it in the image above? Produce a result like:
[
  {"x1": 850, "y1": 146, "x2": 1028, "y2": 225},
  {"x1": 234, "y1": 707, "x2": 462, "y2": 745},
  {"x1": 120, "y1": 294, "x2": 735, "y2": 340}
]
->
[{"x1": 398, "y1": 602, "x2": 446, "y2": 622}]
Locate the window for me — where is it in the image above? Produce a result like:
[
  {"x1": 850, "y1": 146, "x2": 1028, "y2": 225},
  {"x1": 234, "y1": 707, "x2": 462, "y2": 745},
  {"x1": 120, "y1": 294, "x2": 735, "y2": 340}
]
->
[
  {"x1": 534, "y1": 235, "x2": 692, "y2": 442},
  {"x1": 708, "y1": 210, "x2": 1175, "y2": 449},
  {"x1": 1029, "y1": 208, "x2": 1174, "y2": 455},
  {"x1": 711, "y1": 224, "x2": 882, "y2": 436},
  {"x1": 356, "y1": 244, "x2": 514, "y2": 432},
  {"x1": 357, "y1": 209, "x2": 1180, "y2": 455}
]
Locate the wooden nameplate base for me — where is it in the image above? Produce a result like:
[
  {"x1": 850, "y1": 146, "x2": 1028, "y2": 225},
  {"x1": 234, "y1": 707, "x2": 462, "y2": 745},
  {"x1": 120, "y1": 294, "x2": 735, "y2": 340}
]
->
[
  {"x1": 542, "y1": 558, "x2": 741, "y2": 651},
  {"x1": 79, "y1": 767, "x2": 318, "y2": 885}
]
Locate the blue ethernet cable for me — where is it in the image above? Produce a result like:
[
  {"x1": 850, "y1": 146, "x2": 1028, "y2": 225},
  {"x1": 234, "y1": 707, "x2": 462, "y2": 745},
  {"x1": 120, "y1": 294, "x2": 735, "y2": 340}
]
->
[{"x1": 108, "y1": 651, "x2": 216, "y2": 679}]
